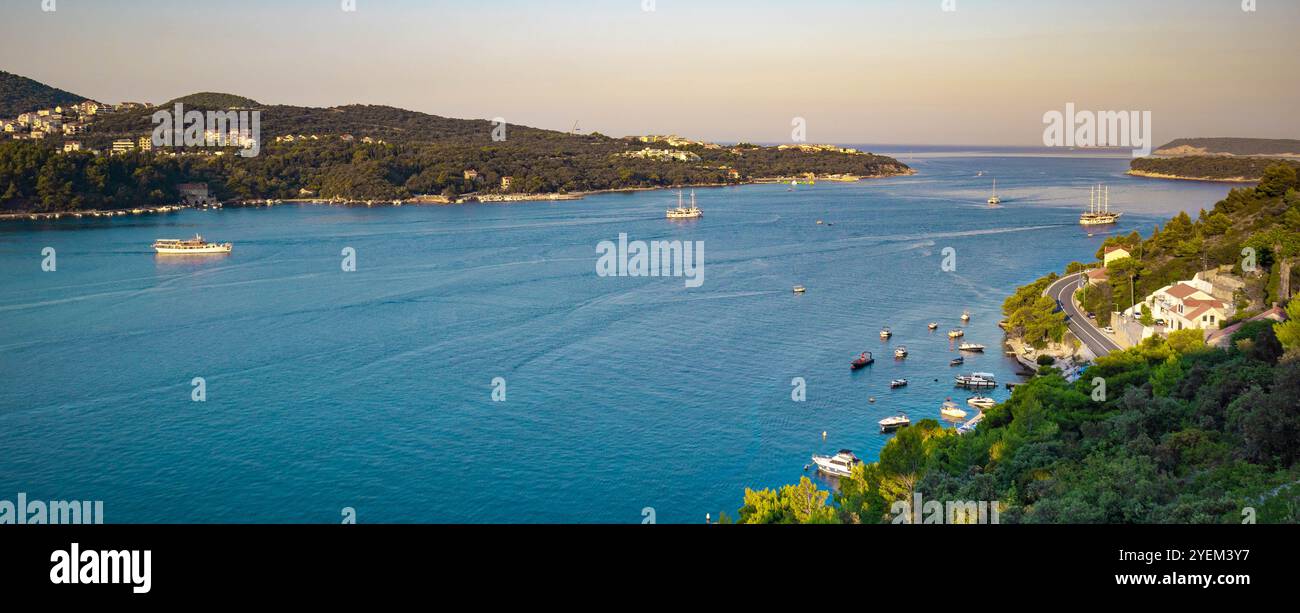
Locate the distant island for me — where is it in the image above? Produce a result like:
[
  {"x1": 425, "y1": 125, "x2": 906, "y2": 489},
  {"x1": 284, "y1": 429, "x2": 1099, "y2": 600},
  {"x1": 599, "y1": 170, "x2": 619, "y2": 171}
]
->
[
  {"x1": 1129, "y1": 138, "x2": 1300, "y2": 183},
  {"x1": 0, "y1": 71, "x2": 912, "y2": 215}
]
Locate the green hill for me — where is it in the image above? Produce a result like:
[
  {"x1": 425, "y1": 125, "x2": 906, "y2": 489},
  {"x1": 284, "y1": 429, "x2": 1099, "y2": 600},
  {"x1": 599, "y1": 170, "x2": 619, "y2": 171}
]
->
[
  {"x1": 0, "y1": 70, "x2": 92, "y2": 117},
  {"x1": 1154, "y1": 138, "x2": 1300, "y2": 157}
]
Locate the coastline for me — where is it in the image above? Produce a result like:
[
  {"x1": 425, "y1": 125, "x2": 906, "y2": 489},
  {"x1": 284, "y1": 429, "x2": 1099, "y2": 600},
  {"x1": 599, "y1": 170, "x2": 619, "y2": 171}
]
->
[
  {"x1": 0, "y1": 169, "x2": 918, "y2": 220},
  {"x1": 1125, "y1": 170, "x2": 1259, "y2": 184}
]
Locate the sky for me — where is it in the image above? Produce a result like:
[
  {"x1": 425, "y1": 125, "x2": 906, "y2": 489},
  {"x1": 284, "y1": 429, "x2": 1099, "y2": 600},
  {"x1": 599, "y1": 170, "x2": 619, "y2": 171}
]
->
[{"x1": 1, "y1": 0, "x2": 1297, "y2": 145}]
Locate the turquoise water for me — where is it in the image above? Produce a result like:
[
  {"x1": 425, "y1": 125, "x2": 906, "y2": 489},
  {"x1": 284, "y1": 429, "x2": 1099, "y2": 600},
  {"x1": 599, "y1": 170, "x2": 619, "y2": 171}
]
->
[{"x1": 0, "y1": 150, "x2": 1234, "y2": 523}]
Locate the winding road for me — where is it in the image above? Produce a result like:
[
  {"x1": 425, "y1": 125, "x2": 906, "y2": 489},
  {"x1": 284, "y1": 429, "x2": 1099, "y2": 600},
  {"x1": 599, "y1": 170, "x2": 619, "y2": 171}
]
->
[{"x1": 1045, "y1": 272, "x2": 1122, "y2": 357}]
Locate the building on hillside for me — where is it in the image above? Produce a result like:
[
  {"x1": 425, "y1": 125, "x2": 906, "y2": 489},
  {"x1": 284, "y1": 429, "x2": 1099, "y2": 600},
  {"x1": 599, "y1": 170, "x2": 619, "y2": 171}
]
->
[
  {"x1": 62, "y1": 123, "x2": 86, "y2": 135},
  {"x1": 1126, "y1": 280, "x2": 1229, "y2": 334},
  {"x1": 138, "y1": 136, "x2": 154, "y2": 152},
  {"x1": 1206, "y1": 305, "x2": 1288, "y2": 348},
  {"x1": 500, "y1": 176, "x2": 514, "y2": 190},
  {"x1": 111, "y1": 138, "x2": 135, "y2": 154},
  {"x1": 1103, "y1": 246, "x2": 1132, "y2": 266},
  {"x1": 63, "y1": 141, "x2": 82, "y2": 153},
  {"x1": 463, "y1": 169, "x2": 478, "y2": 180},
  {"x1": 1085, "y1": 267, "x2": 1109, "y2": 286}
]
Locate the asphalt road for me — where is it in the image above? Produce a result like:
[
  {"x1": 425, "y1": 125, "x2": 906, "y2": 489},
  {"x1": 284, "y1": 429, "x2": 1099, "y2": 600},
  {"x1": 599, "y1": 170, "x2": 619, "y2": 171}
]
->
[{"x1": 1045, "y1": 272, "x2": 1123, "y2": 357}]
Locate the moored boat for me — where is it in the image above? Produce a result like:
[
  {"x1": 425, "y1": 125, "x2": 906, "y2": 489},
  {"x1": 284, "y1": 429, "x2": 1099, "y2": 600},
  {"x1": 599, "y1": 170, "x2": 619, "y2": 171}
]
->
[
  {"x1": 961, "y1": 310, "x2": 971, "y2": 322},
  {"x1": 967, "y1": 396, "x2": 996, "y2": 409},
  {"x1": 811, "y1": 449, "x2": 861, "y2": 477},
  {"x1": 955, "y1": 372, "x2": 997, "y2": 388},
  {"x1": 941, "y1": 399, "x2": 968, "y2": 419},
  {"x1": 950, "y1": 356, "x2": 965, "y2": 367},
  {"x1": 927, "y1": 322, "x2": 939, "y2": 330},
  {"x1": 879, "y1": 327, "x2": 892, "y2": 339},
  {"x1": 879, "y1": 413, "x2": 911, "y2": 433},
  {"x1": 890, "y1": 378, "x2": 908, "y2": 389},
  {"x1": 894, "y1": 345, "x2": 908, "y2": 359},
  {"x1": 793, "y1": 285, "x2": 806, "y2": 294},
  {"x1": 851, "y1": 351, "x2": 875, "y2": 370},
  {"x1": 948, "y1": 329, "x2": 965, "y2": 338},
  {"x1": 958, "y1": 342, "x2": 986, "y2": 352}
]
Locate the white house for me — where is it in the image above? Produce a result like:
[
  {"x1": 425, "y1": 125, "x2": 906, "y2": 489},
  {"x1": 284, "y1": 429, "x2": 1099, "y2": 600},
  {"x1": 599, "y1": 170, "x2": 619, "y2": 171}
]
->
[
  {"x1": 1103, "y1": 245, "x2": 1132, "y2": 266},
  {"x1": 1126, "y1": 279, "x2": 1229, "y2": 334}
]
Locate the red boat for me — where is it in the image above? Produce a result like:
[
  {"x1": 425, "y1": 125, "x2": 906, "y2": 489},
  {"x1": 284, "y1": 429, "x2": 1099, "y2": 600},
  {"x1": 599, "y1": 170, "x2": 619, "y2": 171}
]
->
[{"x1": 851, "y1": 352, "x2": 875, "y2": 370}]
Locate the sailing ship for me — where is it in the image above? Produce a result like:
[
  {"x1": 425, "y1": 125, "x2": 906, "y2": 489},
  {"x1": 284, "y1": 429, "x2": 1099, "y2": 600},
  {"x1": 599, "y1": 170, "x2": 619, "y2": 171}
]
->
[
  {"x1": 987, "y1": 179, "x2": 1001, "y2": 206},
  {"x1": 666, "y1": 190, "x2": 703, "y2": 220},
  {"x1": 1080, "y1": 184, "x2": 1122, "y2": 226}
]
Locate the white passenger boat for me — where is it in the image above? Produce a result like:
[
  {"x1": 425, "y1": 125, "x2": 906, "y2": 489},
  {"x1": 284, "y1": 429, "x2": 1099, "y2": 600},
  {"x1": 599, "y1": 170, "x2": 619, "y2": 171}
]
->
[
  {"x1": 958, "y1": 342, "x2": 986, "y2": 352},
  {"x1": 941, "y1": 400, "x2": 968, "y2": 419},
  {"x1": 152, "y1": 234, "x2": 232, "y2": 254}
]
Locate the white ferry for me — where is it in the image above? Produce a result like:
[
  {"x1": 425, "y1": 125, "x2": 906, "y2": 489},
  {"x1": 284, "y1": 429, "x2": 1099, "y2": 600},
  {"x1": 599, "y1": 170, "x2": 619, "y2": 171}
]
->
[
  {"x1": 879, "y1": 413, "x2": 911, "y2": 433},
  {"x1": 152, "y1": 234, "x2": 233, "y2": 254},
  {"x1": 666, "y1": 190, "x2": 703, "y2": 220},
  {"x1": 1080, "y1": 184, "x2": 1122, "y2": 226}
]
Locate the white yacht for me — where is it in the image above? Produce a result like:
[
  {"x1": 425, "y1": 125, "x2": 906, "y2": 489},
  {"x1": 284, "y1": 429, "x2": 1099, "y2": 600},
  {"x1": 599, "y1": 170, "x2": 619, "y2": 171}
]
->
[
  {"x1": 666, "y1": 190, "x2": 703, "y2": 220},
  {"x1": 955, "y1": 372, "x2": 997, "y2": 388},
  {"x1": 879, "y1": 413, "x2": 911, "y2": 433},
  {"x1": 961, "y1": 310, "x2": 971, "y2": 322},
  {"x1": 894, "y1": 345, "x2": 909, "y2": 359},
  {"x1": 811, "y1": 449, "x2": 862, "y2": 477},
  {"x1": 1080, "y1": 184, "x2": 1122, "y2": 226},
  {"x1": 152, "y1": 234, "x2": 232, "y2": 254},
  {"x1": 880, "y1": 327, "x2": 893, "y2": 339},
  {"x1": 948, "y1": 329, "x2": 965, "y2": 339},
  {"x1": 958, "y1": 342, "x2": 986, "y2": 352}
]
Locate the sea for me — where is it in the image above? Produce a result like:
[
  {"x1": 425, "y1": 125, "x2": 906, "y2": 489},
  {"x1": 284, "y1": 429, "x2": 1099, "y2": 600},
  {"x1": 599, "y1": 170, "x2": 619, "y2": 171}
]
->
[{"x1": 0, "y1": 146, "x2": 1237, "y2": 523}]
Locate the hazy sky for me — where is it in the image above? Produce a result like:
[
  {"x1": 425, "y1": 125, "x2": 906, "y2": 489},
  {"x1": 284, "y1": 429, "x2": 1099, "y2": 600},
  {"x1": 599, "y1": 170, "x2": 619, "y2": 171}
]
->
[{"x1": 2, "y1": 0, "x2": 1297, "y2": 145}]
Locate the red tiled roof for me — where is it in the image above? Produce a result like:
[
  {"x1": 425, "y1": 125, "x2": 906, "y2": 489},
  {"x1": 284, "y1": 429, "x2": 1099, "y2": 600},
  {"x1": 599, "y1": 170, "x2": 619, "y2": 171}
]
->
[
  {"x1": 1165, "y1": 283, "x2": 1202, "y2": 300},
  {"x1": 1086, "y1": 268, "x2": 1109, "y2": 280}
]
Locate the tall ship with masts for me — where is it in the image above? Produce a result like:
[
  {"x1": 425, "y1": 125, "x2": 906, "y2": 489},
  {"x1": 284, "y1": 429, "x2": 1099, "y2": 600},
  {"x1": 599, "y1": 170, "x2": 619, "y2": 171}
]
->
[
  {"x1": 1079, "y1": 184, "x2": 1122, "y2": 226},
  {"x1": 987, "y1": 179, "x2": 1001, "y2": 206},
  {"x1": 666, "y1": 190, "x2": 703, "y2": 220}
]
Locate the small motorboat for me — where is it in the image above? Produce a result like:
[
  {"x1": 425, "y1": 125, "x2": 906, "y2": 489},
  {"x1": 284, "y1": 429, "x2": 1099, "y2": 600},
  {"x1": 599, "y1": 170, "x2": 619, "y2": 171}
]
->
[
  {"x1": 851, "y1": 352, "x2": 875, "y2": 370},
  {"x1": 948, "y1": 329, "x2": 965, "y2": 338},
  {"x1": 879, "y1": 413, "x2": 911, "y2": 433},
  {"x1": 950, "y1": 356, "x2": 965, "y2": 367},
  {"x1": 927, "y1": 322, "x2": 939, "y2": 330},
  {"x1": 811, "y1": 449, "x2": 861, "y2": 477},
  {"x1": 879, "y1": 327, "x2": 893, "y2": 339},
  {"x1": 890, "y1": 378, "x2": 908, "y2": 389},
  {"x1": 967, "y1": 396, "x2": 997, "y2": 409},
  {"x1": 941, "y1": 399, "x2": 968, "y2": 419},
  {"x1": 958, "y1": 342, "x2": 986, "y2": 352},
  {"x1": 961, "y1": 310, "x2": 972, "y2": 322},
  {"x1": 894, "y1": 345, "x2": 908, "y2": 359},
  {"x1": 793, "y1": 285, "x2": 807, "y2": 294}
]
